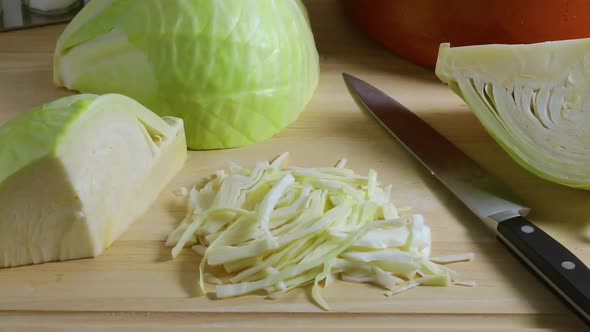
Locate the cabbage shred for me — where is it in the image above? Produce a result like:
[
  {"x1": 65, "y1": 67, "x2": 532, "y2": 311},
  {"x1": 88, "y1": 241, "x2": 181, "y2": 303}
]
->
[{"x1": 167, "y1": 153, "x2": 473, "y2": 309}]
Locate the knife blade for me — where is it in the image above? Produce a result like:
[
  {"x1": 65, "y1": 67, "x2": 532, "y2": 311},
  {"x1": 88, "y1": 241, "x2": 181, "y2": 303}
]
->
[{"x1": 342, "y1": 73, "x2": 590, "y2": 324}]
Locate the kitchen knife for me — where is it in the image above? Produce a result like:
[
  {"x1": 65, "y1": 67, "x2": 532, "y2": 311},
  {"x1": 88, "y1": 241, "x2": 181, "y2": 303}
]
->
[{"x1": 342, "y1": 73, "x2": 590, "y2": 324}]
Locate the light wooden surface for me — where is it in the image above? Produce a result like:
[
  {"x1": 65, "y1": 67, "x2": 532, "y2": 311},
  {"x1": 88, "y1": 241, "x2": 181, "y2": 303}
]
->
[{"x1": 1, "y1": 1, "x2": 589, "y2": 331}]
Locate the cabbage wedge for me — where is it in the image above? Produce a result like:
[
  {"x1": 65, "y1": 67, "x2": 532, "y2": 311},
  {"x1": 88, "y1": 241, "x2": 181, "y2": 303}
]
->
[
  {"x1": 0, "y1": 94, "x2": 187, "y2": 268},
  {"x1": 436, "y1": 39, "x2": 590, "y2": 189}
]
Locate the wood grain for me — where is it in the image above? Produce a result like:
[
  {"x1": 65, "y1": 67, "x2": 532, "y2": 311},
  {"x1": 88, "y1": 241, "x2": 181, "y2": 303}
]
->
[{"x1": 0, "y1": 1, "x2": 589, "y2": 330}]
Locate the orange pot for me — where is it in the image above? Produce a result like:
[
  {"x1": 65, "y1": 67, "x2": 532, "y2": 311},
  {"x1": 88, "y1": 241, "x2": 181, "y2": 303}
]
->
[{"x1": 340, "y1": 0, "x2": 590, "y2": 69}]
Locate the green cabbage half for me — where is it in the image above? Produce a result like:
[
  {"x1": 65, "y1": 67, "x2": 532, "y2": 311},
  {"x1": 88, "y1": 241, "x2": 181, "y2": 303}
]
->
[
  {"x1": 435, "y1": 39, "x2": 590, "y2": 189},
  {"x1": 53, "y1": 0, "x2": 319, "y2": 150}
]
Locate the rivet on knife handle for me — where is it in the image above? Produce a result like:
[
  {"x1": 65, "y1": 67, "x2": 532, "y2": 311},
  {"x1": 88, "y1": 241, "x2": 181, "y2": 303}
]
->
[{"x1": 497, "y1": 216, "x2": 590, "y2": 323}]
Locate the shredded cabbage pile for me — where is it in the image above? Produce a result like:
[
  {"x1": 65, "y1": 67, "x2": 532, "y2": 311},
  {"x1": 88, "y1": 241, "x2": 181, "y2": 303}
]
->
[{"x1": 167, "y1": 153, "x2": 474, "y2": 309}]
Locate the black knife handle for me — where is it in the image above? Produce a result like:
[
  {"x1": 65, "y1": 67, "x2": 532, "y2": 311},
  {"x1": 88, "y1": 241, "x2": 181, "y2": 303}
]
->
[{"x1": 497, "y1": 216, "x2": 590, "y2": 323}]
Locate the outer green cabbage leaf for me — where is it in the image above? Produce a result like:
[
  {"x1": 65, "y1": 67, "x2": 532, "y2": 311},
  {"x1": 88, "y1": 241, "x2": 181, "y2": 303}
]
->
[
  {"x1": 53, "y1": 0, "x2": 320, "y2": 150},
  {"x1": 436, "y1": 39, "x2": 590, "y2": 189}
]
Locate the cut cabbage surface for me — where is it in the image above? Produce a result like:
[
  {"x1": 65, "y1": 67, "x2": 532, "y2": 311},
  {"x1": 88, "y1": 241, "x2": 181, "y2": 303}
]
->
[
  {"x1": 167, "y1": 153, "x2": 473, "y2": 309},
  {"x1": 436, "y1": 39, "x2": 590, "y2": 189},
  {"x1": 53, "y1": 0, "x2": 320, "y2": 150},
  {"x1": 0, "y1": 94, "x2": 187, "y2": 268}
]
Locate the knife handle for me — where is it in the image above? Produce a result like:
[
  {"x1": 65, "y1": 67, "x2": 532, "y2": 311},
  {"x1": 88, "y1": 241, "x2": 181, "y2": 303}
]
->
[{"x1": 496, "y1": 216, "x2": 590, "y2": 324}]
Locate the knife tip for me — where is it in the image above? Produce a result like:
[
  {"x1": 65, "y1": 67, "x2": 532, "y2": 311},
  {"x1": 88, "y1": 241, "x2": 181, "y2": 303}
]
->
[
  {"x1": 342, "y1": 73, "x2": 361, "y2": 89},
  {"x1": 342, "y1": 72, "x2": 353, "y2": 81}
]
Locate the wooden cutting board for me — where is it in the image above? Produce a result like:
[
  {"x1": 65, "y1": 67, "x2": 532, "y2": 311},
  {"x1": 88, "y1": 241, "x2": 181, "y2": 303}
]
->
[{"x1": 0, "y1": 1, "x2": 589, "y2": 331}]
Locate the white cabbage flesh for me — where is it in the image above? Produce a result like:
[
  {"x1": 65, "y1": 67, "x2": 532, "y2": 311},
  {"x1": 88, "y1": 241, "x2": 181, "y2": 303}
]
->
[
  {"x1": 436, "y1": 39, "x2": 590, "y2": 189},
  {"x1": 0, "y1": 94, "x2": 187, "y2": 268},
  {"x1": 167, "y1": 153, "x2": 473, "y2": 309}
]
